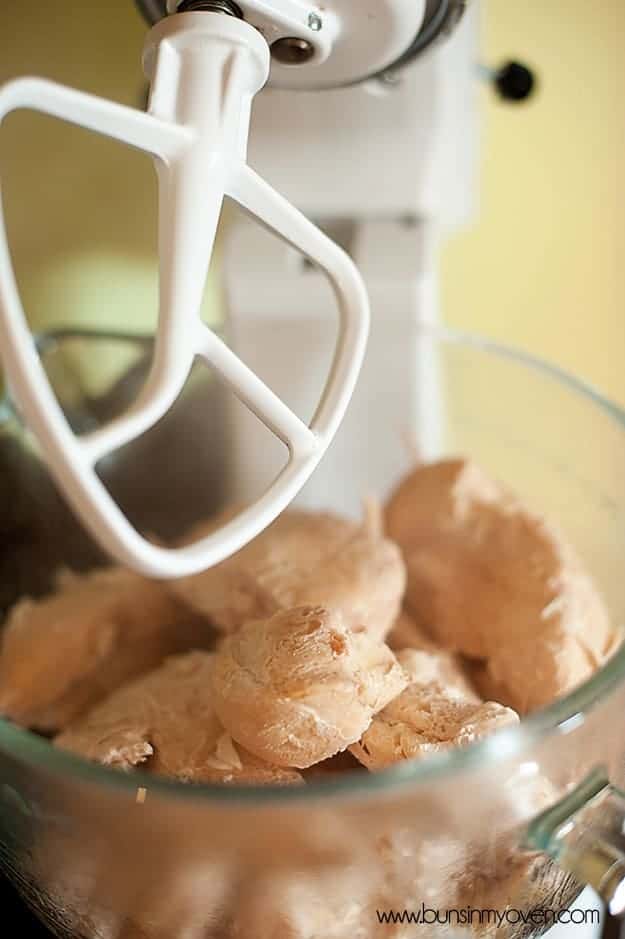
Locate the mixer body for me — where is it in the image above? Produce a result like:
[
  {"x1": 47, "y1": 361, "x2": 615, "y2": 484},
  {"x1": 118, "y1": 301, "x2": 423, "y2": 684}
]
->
[{"x1": 224, "y1": 2, "x2": 479, "y2": 511}]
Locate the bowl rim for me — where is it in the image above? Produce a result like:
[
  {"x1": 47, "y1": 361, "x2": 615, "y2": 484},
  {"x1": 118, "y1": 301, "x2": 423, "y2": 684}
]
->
[{"x1": 1, "y1": 323, "x2": 624, "y2": 805}]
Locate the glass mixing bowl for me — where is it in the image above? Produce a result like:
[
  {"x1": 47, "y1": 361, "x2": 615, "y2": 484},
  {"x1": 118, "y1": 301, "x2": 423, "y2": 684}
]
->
[{"x1": 0, "y1": 325, "x2": 625, "y2": 939}]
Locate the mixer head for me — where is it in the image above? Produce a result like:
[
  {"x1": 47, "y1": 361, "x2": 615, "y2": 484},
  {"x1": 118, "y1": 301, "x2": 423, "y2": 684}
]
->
[
  {"x1": 135, "y1": 0, "x2": 469, "y2": 88},
  {"x1": 0, "y1": 0, "x2": 468, "y2": 578}
]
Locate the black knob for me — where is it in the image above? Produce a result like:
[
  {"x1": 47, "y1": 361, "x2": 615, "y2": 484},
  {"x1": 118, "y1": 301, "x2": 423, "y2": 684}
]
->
[{"x1": 495, "y1": 61, "x2": 537, "y2": 102}]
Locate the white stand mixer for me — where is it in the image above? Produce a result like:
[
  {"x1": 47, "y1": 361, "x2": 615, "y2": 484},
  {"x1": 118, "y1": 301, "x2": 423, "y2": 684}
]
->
[
  {"x1": 0, "y1": 1, "x2": 377, "y2": 578},
  {"x1": 0, "y1": 0, "x2": 472, "y2": 573}
]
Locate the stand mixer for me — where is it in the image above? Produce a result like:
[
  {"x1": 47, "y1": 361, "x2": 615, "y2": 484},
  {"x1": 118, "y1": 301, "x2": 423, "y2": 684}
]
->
[
  {"x1": 0, "y1": 0, "x2": 477, "y2": 581},
  {"x1": 0, "y1": 0, "x2": 533, "y2": 565},
  {"x1": 0, "y1": 3, "x2": 619, "y2": 939},
  {"x1": 0, "y1": 0, "x2": 377, "y2": 580}
]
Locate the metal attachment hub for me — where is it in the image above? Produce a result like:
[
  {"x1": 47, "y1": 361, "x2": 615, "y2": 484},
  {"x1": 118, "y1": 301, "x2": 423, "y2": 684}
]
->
[
  {"x1": 177, "y1": 0, "x2": 243, "y2": 15},
  {"x1": 271, "y1": 36, "x2": 315, "y2": 65}
]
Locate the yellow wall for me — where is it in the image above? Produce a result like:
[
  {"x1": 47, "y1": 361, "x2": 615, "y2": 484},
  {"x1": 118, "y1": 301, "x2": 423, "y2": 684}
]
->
[
  {"x1": 442, "y1": 0, "x2": 625, "y2": 406},
  {"x1": 0, "y1": 1, "x2": 624, "y2": 404},
  {"x1": 0, "y1": 0, "x2": 219, "y2": 342}
]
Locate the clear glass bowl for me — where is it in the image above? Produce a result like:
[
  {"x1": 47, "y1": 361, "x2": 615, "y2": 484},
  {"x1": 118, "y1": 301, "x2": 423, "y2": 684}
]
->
[{"x1": 1, "y1": 326, "x2": 625, "y2": 939}]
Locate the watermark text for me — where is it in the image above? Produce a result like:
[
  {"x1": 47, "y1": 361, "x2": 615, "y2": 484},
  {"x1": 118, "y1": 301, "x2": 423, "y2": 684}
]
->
[{"x1": 376, "y1": 904, "x2": 600, "y2": 929}]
